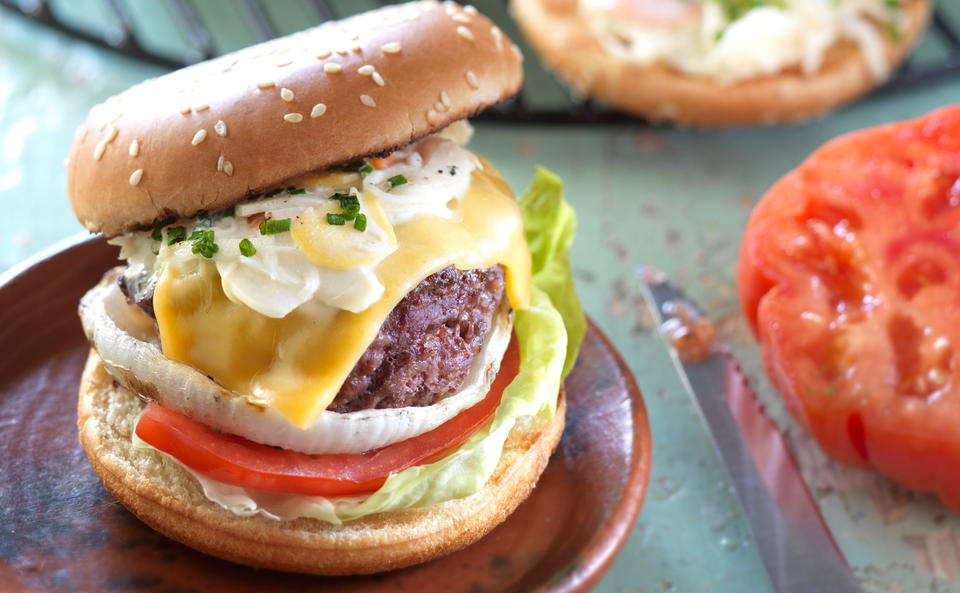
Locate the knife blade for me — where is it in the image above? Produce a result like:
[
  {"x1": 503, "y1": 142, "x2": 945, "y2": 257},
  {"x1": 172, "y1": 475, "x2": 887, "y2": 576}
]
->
[{"x1": 638, "y1": 267, "x2": 863, "y2": 593}]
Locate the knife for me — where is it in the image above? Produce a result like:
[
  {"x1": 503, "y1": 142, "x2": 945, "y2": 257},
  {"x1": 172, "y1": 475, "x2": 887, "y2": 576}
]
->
[{"x1": 638, "y1": 267, "x2": 863, "y2": 593}]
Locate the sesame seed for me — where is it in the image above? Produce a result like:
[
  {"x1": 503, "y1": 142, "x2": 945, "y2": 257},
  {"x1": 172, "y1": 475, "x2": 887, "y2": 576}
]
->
[
  {"x1": 311, "y1": 103, "x2": 327, "y2": 118},
  {"x1": 372, "y1": 72, "x2": 385, "y2": 86},
  {"x1": 281, "y1": 87, "x2": 295, "y2": 102},
  {"x1": 466, "y1": 71, "x2": 479, "y2": 89},
  {"x1": 93, "y1": 140, "x2": 107, "y2": 161},
  {"x1": 512, "y1": 43, "x2": 523, "y2": 60},
  {"x1": 457, "y1": 26, "x2": 474, "y2": 41},
  {"x1": 180, "y1": 106, "x2": 191, "y2": 115},
  {"x1": 464, "y1": 5, "x2": 477, "y2": 14},
  {"x1": 284, "y1": 113, "x2": 304, "y2": 123},
  {"x1": 223, "y1": 160, "x2": 234, "y2": 176},
  {"x1": 358, "y1": 65, "x2": 375, "y2": 76},
  {"x1": 441, "y1": 90, "x2": 451, "y2": 108},
  {"x1": 360, "y1": 94, "x2": 377, "y2": 108},
  {"x1": 350, "y1": 43, "x2": 362, "y2": 53},
  {"x1": 435, "y1": 101, "x2": 445, "y2": 112},
  {"x1": 217, "y1": 155, "x2": 225, "y2": 172},
  {"x1": 257, "y1": 81, "x2": 275, "y2": 89},
  {"x1": 105, "y1": 125, "x2": 118, "y2": 143},
  {"x1": 195, "y1": 103, "x2": 210, "y2": 112},
  {"x1": 324, "y1": 63, "x2": 342, "y2": 73},
  {"x1": 336, "y1": 48, "x2": 348, "y2": 56},
  {"x1": 381, "y1": 42, "x2": 401, "y2": 54},
  {"x1": 444, "y1": 4, "x2": 455, "y2": 15},
  {"x1": 316, "y1": 49, "x2": 332, "y2": 59},
  {"x1": 214, "y1": 120, "x2": 227, "y2": 136},
  {"x1": 276, "y1": 60, "x2": 292, "y2": 67},
  {"x1": 192, "y1": 129, "x2": 208, "y2": 146},
  {"x1": 422, "y1": 2, "x2": 436, "y2": 11},
  {"x1": 129, "y1": 139, "x2": 140, "y2": 157},
  {"x1": 426, "y1": 108, "x2": 439, "y2": 125},
  {"x1": 129, "y1": 169, "x2": 143, "y2": 186},
  {"x1": 452, "y1": 13, "x2": 470, "y2": 23},
  {"x1": 492, "y1": 26, "x2": 503, "y2": 51}
]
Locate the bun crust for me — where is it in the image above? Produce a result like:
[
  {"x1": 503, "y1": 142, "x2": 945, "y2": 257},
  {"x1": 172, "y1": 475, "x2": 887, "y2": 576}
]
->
[
  {"x1": 512, "y1": 0, "x2": 930, "y2": 126},
  {"x1": 77, "y1": 350, "x2": 564, "y2": 575},
  {"x1": 68, "y1": 1, "x2": 522, "y2": 236}
]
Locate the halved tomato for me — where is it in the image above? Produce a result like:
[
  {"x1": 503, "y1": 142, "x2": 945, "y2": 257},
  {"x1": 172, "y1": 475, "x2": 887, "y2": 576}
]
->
[
  {"x1": 136, "y1": 335, "x2": 520, "y2": 496},
  {"x1": 738, "y1": 106, "x2": 960, "y2": 510}
]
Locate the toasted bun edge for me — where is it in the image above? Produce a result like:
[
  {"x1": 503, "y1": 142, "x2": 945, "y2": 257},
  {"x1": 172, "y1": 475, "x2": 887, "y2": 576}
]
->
[{"x1": 512, "y1": 0, "x2": 931, "y2": 126}]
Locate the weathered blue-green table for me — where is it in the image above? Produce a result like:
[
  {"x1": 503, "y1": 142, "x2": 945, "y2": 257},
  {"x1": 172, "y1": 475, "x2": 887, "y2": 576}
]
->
[{"x1": 3, "y1": 2, "x2": 960, "y2": 591}]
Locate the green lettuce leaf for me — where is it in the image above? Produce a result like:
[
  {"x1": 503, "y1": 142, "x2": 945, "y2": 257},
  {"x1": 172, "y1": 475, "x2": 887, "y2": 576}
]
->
[{"x1": 519, "y1": 166, "x2": 586, "y2": 378}]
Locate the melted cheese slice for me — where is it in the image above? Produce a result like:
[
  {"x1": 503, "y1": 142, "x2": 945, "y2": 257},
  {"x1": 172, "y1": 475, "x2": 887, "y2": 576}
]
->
[{"x1": 153, "y1": 166, "x2": 531, "y2": 428}]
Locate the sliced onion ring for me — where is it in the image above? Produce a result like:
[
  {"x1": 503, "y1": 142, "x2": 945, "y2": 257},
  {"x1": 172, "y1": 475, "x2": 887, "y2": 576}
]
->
[{"x1": 79, "y1": 270, "x2": 512, "y2": 455}]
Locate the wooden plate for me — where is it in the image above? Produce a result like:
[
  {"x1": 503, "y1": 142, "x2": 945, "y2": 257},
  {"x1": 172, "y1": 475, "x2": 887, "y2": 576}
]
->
[{"x1": 0, "y1": 236, "x2": 652, "y2": 593}]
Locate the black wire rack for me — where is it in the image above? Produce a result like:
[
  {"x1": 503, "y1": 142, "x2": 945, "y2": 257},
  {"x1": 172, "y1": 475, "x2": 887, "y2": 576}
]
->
[{"x1": 2, "y1": 0, "x2": 960, "y2": 124}]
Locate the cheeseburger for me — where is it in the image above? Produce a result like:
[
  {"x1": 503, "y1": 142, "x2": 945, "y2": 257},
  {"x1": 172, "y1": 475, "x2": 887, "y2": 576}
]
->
[{"x1": 70, "y1": 1, "x2": 583, "y2": 576}]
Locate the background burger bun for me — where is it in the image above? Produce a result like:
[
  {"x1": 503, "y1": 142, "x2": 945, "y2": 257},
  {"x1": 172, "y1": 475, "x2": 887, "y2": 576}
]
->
[
  {"x1": 77, "y1": 351, "x2": 565, "y2": 575},
  {"x1": 512, "y1": 0, "x2": 930, "y2": 126},
  {"x1": 67, "y1": 1, "x2": 523, "y2": 237}
]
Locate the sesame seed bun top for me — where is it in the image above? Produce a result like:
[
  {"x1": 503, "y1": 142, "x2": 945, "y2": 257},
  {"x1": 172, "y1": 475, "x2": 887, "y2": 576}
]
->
[{"x1": 67, "y1": 1, "x2": 523, "y2": 237}]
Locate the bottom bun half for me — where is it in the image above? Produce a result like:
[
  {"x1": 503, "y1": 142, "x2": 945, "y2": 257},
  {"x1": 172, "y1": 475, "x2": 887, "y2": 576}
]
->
[
  {"x1": 77, "y1": 350, "x2": 565, "y2": 576},
  {"x1": 512, "y1": 0, "x2": 930, "y2": 126}
]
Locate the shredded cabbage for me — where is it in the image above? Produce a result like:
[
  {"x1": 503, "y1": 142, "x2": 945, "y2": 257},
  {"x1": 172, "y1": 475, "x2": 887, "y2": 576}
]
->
[{"x1": 152, "y1": 167, "x2": 585, "y2": 524}]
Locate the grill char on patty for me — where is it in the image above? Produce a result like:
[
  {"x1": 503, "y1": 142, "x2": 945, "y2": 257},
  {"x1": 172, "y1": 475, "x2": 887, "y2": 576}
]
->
[{"x1": 119, "y1": 265, "x2": 507, "y2": 412}]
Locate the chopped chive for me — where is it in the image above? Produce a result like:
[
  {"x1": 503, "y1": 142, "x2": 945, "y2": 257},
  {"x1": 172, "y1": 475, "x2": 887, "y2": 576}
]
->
[
  {"x1": 189, "y1": 229, "x2": 219, "y2": 258},
  {"x1": 150, "y1": 226, "x2": 163, "y2": 242},
  {"x1": 265, "y1": 188, "x2": 283, "y2": 198},
  {"x1": 167, "y1": 226, "x2": 187, "y2": 245},
  {"x1": 329, "y1": 192, "x2": 358, "y2": 206},
  {"x1": 288, "y1": 187, "x2": 307, "y2": 195},
  {"x1": 387, "y1": 174, "x2": 408, "y2": 187},
  {"x1": 239, "y1": 238, "x2": 256, "y2": 257},
  {"x1": 354, "y1": 213, "x2": 367, "y2": 232},
  {"x1": 359, "y1": 163, "x2": 373, "y2": 178},
  {"x1": 327, "y1": 213, "x2": 345, "y2": 225},
  {"x1": 329, "y1": 160, "x2": 366, "y2": 174},
  {"x1": 259, "y1": 218, "x2": 292, "y2": 235},
  {"x1": 222, "y1": 206, "x2": 235, "y2": 218}
]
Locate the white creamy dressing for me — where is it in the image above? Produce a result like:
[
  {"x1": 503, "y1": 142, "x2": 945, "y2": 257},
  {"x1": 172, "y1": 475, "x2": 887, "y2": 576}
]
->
[
  {"x1": 581, "y1": 0, "x2": 899, "y2": 83},
  {"x1": 109, "y1": 127, "x2": 478, "y2": 319}
]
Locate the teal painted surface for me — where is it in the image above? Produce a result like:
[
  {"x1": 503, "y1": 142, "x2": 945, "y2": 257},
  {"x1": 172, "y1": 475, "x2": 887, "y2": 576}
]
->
[{"x1": 3, "y1": 2, "x2": 960, "y2": 591}]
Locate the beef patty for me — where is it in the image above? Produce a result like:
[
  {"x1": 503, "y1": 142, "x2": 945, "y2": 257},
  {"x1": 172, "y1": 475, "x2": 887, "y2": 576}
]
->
[
  {"x1": 331, "y1": 265, "x2": 505, "y2": 412},
  {"x1": 120, "y1": 265, "x2": 506, "y2": 412}
]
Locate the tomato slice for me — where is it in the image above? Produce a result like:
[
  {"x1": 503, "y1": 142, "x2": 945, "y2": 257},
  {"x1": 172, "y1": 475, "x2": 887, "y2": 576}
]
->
[
  {"x1": 136, "y1": 335, "x2": 520, "y2": 496},
  {"x1": 738, "y1": 106, "x2": 960, "y2": 510}
]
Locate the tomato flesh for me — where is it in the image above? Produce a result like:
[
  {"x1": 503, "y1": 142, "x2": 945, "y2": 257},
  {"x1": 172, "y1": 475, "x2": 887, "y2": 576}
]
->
[
  {"x1": 136, "y1": 335, "x2": 520, "y2": 496},
  {"x1": 738, "y1": 106, "x2": 960, "y2": 510}
]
